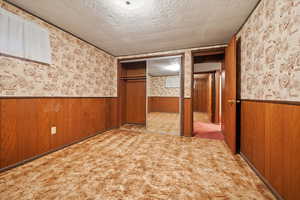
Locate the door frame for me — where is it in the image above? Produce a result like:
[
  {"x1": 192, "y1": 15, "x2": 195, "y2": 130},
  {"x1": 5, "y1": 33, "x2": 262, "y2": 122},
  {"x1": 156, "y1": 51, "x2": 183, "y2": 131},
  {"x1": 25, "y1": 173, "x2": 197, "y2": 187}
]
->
[
  {"x1": 117, "y1": 52, "x2": 185, "y2": 136},
  {"x1": 191, "y1": 48, "x2": 226, "y2": 135}
]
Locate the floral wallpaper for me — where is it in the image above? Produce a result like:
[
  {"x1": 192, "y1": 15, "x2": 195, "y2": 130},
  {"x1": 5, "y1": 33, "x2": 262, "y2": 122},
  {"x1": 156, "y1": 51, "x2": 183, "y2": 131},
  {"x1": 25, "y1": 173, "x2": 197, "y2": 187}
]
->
[
  {"x1": 0, "y1": 1, "x2": 117, "y2": 97},
  {"x1": 149, "y1": 76, "x2": 180, "y2": 97},
  {"x1": 238, "y1": 0, "x2": 300, "y2": 101}
]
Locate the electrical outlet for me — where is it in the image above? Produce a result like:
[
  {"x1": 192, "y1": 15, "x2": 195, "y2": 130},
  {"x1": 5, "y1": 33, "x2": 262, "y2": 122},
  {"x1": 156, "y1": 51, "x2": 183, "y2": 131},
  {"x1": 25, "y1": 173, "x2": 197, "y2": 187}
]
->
[{"x1": 51, "y1": 126, "x2": 57, "y2": 135}]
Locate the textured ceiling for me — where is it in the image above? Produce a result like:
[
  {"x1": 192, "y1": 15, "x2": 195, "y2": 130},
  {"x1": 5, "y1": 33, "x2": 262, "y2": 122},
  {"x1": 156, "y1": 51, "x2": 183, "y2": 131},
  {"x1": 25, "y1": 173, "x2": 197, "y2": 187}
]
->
[{"x1": 7, "y1": 0, "x2": 259, "y2": 56}]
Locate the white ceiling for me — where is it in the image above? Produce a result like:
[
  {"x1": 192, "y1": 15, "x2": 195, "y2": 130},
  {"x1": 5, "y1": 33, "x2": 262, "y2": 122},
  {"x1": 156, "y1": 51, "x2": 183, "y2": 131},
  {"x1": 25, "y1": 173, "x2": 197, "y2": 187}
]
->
[{"x1": 7, "y1": 0, "x2": 259, "y2": 56}]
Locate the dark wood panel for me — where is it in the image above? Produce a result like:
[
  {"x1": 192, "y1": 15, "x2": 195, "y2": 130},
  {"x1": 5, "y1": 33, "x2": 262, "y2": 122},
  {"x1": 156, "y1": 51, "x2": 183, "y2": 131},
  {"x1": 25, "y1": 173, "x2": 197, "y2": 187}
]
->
[
  {"x1": 67, "y1": 99, "x2": 82, "y2": 142},
  {"x1": 126, "y1": 80, "x2": 146, "y2": 124},
  {"x1": 106, "y1": 98, "x2": 119, "y2": 129},
  {"x1": 148, "y1": 97, "x2": 179, "y2": 113},
  {"x1": 223, "y1": 36, "x2": 237, "y2": 154},
  {"x1": 240, "y1": 101, "x2": 300, "y2": 200},
  {"x1": 50, "y1": 98, "x2": 68, "y2": 150},
  {"x1": 214, "y1": 71, "x2": 221, "y2": 123},
  {"x1": 241, "y1": 101, "x2": 266, "y2": 175},
  {"x1": 193, "y1": 74, "x2": 212, "y2": 113},
  {"x1": 0, "y1": 99, "x2": 18, "y2": 168},
  {"x1": 121, "y1": 61, "x2": 146, "y2": 78},
  {"x1": 183, "y1": 98, "x2": 192, "y2": 137},
  {"x1": 17, "y1": 99, "x2": 39, "y2": 161},
  {"x1": 265, "y1": 103, "x2": 285, "y2": 195},
  {"x1": 0, "y1": 97, "x2": 118, "y2": 169}
]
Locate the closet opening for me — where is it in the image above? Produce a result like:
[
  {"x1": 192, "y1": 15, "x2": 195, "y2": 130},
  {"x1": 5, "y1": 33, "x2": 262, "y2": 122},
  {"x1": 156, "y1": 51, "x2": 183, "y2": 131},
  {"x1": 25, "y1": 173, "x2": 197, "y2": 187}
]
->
[
  {"x1": 118, "y1": 54, "x2": 184, "y2": 136},
  {"x1": 118, "y1": 61, "x2": 147, "y2": 129}
]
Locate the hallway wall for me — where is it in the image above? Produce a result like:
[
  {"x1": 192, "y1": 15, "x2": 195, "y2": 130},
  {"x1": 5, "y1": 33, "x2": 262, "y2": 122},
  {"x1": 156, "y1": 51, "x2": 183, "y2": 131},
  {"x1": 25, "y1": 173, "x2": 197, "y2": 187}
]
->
[
  {"x1": 238, "y1": 0, "x2": 300, "y2": 102},
  {"x1": 238, "y1": 0, "x2": 300, "y2": 199}
]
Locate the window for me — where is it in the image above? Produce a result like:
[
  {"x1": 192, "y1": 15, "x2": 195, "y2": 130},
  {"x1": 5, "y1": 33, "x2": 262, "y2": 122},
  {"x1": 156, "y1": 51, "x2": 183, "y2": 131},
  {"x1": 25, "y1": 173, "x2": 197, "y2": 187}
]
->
[{"x1": 0, "y1": 8, "x2": 51, "y2": 64}]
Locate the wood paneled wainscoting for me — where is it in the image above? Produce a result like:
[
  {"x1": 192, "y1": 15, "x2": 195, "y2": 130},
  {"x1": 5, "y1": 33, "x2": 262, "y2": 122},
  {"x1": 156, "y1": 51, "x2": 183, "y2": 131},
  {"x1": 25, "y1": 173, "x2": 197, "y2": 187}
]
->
[
  {"x1": 0, "y1": 97, "x2": 118, "y2": 170},
  {"x1": 148, "y1": 97, "x2": 179, "y2": 113},
  {"x1": 183, "y1": 98, "x2": 192, "y2": 137},
  {"x1": 240, "y1": 100, "x2": 300, "y2": 200}
]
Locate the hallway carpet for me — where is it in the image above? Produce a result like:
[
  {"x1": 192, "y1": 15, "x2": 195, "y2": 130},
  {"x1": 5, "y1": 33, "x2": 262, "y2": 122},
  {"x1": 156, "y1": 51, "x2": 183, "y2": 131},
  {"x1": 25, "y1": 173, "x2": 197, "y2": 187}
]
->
[
  {"x1": 0, "y1": 129, "x2": 274, "y2": 200},
  {"x1": 194, "y1": 122, "x2": 224, "y2": 140}
]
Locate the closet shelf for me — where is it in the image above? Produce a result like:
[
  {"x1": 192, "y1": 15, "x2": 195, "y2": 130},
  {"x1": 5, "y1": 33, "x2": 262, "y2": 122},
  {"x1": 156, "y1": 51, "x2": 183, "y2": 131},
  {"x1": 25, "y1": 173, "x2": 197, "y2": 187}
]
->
[{"x1": 120, "y1": 76, "x2": 146, "y2": 80}]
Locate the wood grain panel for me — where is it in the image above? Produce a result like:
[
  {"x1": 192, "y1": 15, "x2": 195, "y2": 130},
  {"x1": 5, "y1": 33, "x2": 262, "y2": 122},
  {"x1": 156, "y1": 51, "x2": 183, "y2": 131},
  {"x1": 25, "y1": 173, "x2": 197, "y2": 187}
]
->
[
  {"x1": 148, "y1": 97, "x2": 179, "y2": 113},
  {"x1": 0, "y1": 99, "x2": 18, "y2": 168},
  {"x1": 50, "y1": 98, "x2": 68, "y2": 150},
  {"x1": 37, "y1": 99, "x2": 54, "y2": 154},
  {"x1": 67, "y1": 98, "x2": 82, "y2": 142},
  {"x1": 240, "y1": 101, "x2": 300, "y2": 200},
  {"x1": 126, "y1": 80, "x2": 146, "y2": 124},
  {"x1": 183, "y1": 98, "x2": 192, "y2": 137},
  {"x1": 265, "y1": 103, "x2": 285, "y2": 195},
  {"x1": 106, "y1": 98, "x2": 119, "y2": 129},
  {"x1": 241, "y1": 101, "x2": 266, "y2": 175},
  {"x1": 121, "y1": 61, "x2": 146, "y2": 78},
  {"x1": 17, "y1": 99, "x2": 39, "y2": 161},
  {"x1": 193, "y1": 74, "x2": 211, "y2": 113},
  {"x1": 0, "y1": 97, "x2": 118, "y2": 169},
  {"x1": 223, "y1": 36, "x2": 237, "y2": 154}
]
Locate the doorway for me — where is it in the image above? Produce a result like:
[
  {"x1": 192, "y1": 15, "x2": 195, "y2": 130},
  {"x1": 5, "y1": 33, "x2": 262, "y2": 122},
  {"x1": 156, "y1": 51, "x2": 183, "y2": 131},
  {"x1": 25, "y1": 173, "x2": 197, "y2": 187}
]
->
[{"x1": 191, "y1": 49, "x2": 225, "y2": 140}]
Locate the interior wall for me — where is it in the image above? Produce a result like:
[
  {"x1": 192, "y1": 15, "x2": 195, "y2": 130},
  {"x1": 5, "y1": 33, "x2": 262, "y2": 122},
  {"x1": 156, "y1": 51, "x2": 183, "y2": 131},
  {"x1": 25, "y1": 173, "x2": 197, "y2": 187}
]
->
[
  {"x1": 149, "y1": 76, "x2": 180, "y2": 97},
  {"x1": 237, "y1": 0, "x2": 300, "y2": 102},
  {"x1": 0, "y1": 1, "x2": 119, "y2": 170},
  {"x1": 237, "y1": 1, "x2": 300, "y2": 199},
  {"x1": 0, "y1": 1, "x2": 117, "y2": 97}
]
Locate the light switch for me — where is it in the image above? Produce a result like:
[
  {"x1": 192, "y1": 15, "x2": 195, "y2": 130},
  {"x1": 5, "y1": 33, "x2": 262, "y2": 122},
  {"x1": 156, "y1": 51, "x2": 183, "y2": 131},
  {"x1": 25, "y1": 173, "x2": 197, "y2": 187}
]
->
[{"x1": 51, "y1": 126, "x2": 57, "y2": 135}]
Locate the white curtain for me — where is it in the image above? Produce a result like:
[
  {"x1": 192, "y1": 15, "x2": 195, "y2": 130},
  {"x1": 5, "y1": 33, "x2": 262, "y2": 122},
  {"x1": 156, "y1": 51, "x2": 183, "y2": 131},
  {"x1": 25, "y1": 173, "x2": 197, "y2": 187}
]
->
[{"x1": 0, "y1": 8, "x2": 51, "y2": 64}]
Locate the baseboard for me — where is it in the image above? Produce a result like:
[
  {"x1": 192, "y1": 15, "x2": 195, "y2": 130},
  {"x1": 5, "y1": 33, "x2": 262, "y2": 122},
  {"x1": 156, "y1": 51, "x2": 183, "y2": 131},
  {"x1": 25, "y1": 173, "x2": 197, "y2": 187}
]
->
[
  {"x1": 239, "y1": 152, "x2": 283, "y2": 200},
  {"x1": 0, "y1": 127, "x2": 118, "y2": 173}
]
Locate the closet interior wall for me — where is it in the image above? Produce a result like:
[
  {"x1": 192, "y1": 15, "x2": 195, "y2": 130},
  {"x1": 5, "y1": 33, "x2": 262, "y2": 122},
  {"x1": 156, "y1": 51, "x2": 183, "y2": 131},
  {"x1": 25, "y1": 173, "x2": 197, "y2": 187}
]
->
[{"x1": 119, "y1": 61, "x2": 147, "y2": 125}]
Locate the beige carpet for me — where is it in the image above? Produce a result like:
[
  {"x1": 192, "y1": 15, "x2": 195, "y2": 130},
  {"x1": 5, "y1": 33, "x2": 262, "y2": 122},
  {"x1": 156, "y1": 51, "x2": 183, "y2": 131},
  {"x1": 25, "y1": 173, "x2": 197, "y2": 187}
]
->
[
  {"x1": 0, "y1": 129, "x2": 274, "y2": 200},
  {"x1": 147, "y1": 112, "x2": 180, "y2": 136},
  {"x1": 194, "y1": 112, "x2": 211, "y2": 123}
]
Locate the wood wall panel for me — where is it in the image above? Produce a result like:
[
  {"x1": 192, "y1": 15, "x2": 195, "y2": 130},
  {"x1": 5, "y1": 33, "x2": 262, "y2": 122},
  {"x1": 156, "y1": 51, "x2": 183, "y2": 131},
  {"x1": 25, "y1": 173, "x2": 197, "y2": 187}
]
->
[
  {"x1": 183, "y1": 98, "x2": 192, "y2": 137},
  {"x1": 106, "y1": 98, "x2": 119, "y2": 129},
  {"x1": 126, "y1": 80, "x2": 146, "y2": 124},
  {"x1": 148, "y1": 97, "x2": 179, "y2": 113},
  {"x1": 241, "y1": 101, "x2": 266, "y2": 175},
  {"x1": 193, "y1": 75, "x2": 211, "y2": 112},
  {"x1": 17, "y1": 99, "x2": 39, "y2": 161},
  {"x1": 0, "y1": 99, "x2": 18, "y2": 167},
  {"x1": 240, "y1": 101, "x2": 300, "y2": 200},
  {"x1": 0, "y1": 97, "x2": 119, "y2": 169}
]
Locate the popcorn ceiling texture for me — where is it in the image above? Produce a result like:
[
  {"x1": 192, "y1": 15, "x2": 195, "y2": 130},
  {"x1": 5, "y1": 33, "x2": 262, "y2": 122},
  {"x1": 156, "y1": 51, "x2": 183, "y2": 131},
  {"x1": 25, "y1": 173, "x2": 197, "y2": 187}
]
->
[
  {"x1": 0, "y1": 1, "x2": 117, "y2": 97},
  {"x1": 149, "y1": 76, "x2": 180, "y2": 97},
  {"x1": 238, "y1": 0, "x2": 300, "y2": 101},
  {"x1": 118, "y1": 45, "x2": 226, "y2": 98}
]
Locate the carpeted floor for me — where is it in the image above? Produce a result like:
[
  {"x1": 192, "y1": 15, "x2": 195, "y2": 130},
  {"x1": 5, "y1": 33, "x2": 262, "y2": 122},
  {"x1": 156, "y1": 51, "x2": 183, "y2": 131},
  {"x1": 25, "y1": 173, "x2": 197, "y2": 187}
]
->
[
  {"x1": 0, "y1": 129, "x2": 274, "y2": 200},
  {"x1": 147, "y1": 112, "x2": 180, "y2": 136},
  {"x1": 193, "y1": 112, "x2": 211, "y2": 123},
  {"x1": 193, "y1": 122, "x2": 224, "y2": 140}
]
